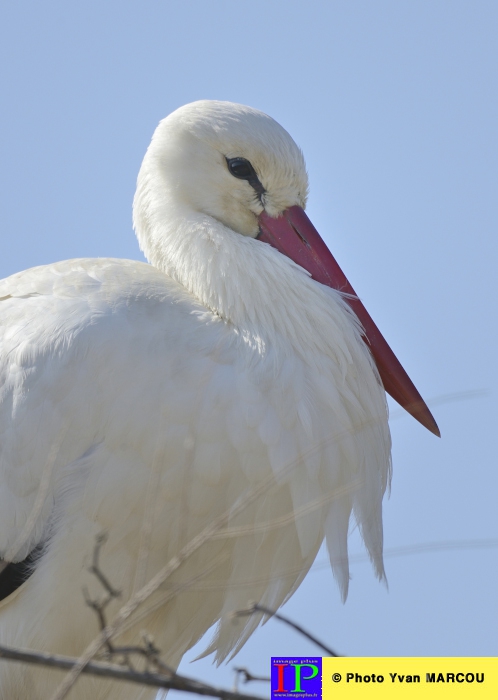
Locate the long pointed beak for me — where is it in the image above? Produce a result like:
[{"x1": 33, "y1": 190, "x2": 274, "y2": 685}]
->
[{"x1": 258, "y1": 205, "x2": 440, "y2": 437}]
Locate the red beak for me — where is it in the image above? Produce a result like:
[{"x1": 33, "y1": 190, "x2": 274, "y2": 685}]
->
[{"x1": 258, "y1": 205, "x2": 440, "y2": 437}]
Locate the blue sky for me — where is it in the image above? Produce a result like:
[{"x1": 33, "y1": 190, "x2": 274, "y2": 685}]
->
[{"x1": 1, "y1": 0, "x2": 496, "y2": 693}]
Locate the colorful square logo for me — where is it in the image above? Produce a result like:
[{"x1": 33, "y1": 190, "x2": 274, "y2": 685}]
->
[{"x1": 271, "y1": 657, "x2": 322, "y2": 699}]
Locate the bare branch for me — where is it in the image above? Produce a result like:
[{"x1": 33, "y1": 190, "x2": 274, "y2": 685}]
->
[
  {"x1": 50, "y1": 451, "x2": 318, "y2": 699},
  {"x1": 0, "y1": 644, "x2": 265, "y2": 700},
  {"x1": 310, "y1": 538, "x2": 498, "y2": 573},
  {"x1": 84, "y1": 537, "x2": 175, "y2": 675},
  {"x1": 88, "y1": 533, "x2": 121, "y2": 600},
  {"x1": 389, "y1": 388, "x2": 488, "y2": 421},
  {"x1": 235, "y1": 603, "x2": 340, "y2": 657},
  {"x1": 83, "y1": 533, "x2": 123, "y2": 656},
  {"x1": 234, "y1": 668, "x2": 270, "y2": 684},
  {"x1": 52, "y1": 428, "x2": 362, "y2": 699}
]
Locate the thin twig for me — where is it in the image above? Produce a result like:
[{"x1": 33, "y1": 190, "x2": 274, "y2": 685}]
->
[
  {"x1": 85, "y1": 537, "x2": 175, "y2": 676},
  {"x1": 389, "y1": 388, "x2": 488, "y2": 421},
  {"x1": 234, "y1": 668, "x2": 270, "y2": 684},
  {"x1": 83, "y1": 534, "x2": 122, "y2": 655},
  {"x1": 51, "y1": 423, "x2": 367, "y2": 699},
  {"x1": 88, "y1": 534, "x2": 121, "y2": 600},
  {"x1": 49, "y1": 446, "x2": 321, "y2": 700},
  {"x1": 235, "y1": 603, "x2": 340, "y2": 657},
  {"x1": 0, "y1": 644, "x2": 264, "y2": 700},
  {"x1": 310, "y1": 538, "x2": 498, "y2": 573}
]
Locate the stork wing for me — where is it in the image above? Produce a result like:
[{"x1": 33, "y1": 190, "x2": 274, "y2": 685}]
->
[{"x1": 0, "y1": 257, "x2": 389, "y2": 664}]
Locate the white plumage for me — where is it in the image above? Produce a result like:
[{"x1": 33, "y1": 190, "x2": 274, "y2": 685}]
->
[{"x1": 0, "y1": 101, "x2": 391, "y2": 699}]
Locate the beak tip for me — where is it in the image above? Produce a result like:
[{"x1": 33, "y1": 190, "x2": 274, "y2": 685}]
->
[
  {"x1": 410, "y1": 403, "x2": 441, "y2": 437},
  {"x1": 431, "y1": 423, "x2": 441, "y2": 439},
  {"x1": 429, "y1": 421, "x2": 441, "y2": 438}
]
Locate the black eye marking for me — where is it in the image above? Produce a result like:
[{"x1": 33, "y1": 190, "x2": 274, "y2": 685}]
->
[
  {"x1": 225, "y1": 157, "x2": 266, "y2": 202},
  {"x1": 226, "y1": 157, "x2": 255, "y2": 179}
]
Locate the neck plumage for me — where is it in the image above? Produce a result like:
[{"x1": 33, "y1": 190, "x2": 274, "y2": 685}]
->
[{"x1": 135, "y1": 190, "x2": 369, "y2": 369}]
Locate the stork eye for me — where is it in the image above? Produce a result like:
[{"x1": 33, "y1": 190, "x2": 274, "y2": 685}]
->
[{"x1": 226, "y1": 157, "x2": 257, "y2": 180}]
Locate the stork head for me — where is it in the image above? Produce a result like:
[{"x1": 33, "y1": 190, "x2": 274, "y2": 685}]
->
[
  {"x1": 134, "y1": 100, "x2": 439, "y2": 437},
  {"x1": 134, "y1": 100, "x2": 308, "y2": 238}
]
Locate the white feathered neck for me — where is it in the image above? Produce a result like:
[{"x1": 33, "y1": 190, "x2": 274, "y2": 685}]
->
[
  {"x1": 132, "y1": 100, "x2": 365, "y2": 369},
  {"x1": 134, "y1": 193, "x2": 364, "y2": 371}
]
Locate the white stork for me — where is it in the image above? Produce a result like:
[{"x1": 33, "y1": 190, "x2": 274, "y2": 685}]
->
[{"x1": 0, "y1": 101, "x2": 438, "y2": 699}]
